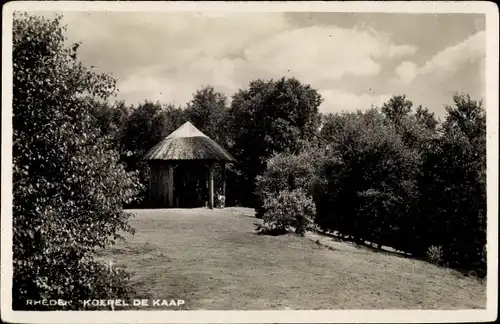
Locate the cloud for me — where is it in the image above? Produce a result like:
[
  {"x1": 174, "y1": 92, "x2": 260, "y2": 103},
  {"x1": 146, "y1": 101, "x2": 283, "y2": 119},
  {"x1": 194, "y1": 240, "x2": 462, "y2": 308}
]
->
[
  {"x1": 47, "y1": 12, "x2": 417, "y2": 109},
  {"x1": 59, "y1": 12, "x2": 289, "y2": 79},
  {"x1": 391, "y1": 31, "x2": 486, "y2": 116},
  {"x1": 244, "y1": 25, "x2": 417, "y2": 85},
  {"x1": 388, "y1": 44, "x2": 419, "y2": 58},
  {"x1": 394, "y1": 31, "x2": 485, "y2": 84},
  {"x1": 32, "y1": 11, "x2": 483, "y2": 117},
  {"x1": 395, "y1": 61, "x2": 419, "y2": 84},
  {"x1": 420, "y1": 31, "x2": 485, "y2": 77},
  {"x1": 319, "y1": 89, "x2": 393, "y2": 113}
]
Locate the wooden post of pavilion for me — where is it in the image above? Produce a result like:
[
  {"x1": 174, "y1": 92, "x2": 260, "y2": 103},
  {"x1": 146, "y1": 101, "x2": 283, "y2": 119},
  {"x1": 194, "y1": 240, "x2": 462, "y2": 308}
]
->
[
  {"x1": 168, "y1": 165, "x2": 174, "y2": 208},
  {"x1": 208, "y1": 163, "x2": 214, "y2": 209},
  {"x1": 148, "y1": 165, "x2": 152, "y2": 204},
  {"x1": 222, "y1": 162, "x2": 227, "y2": 199}
]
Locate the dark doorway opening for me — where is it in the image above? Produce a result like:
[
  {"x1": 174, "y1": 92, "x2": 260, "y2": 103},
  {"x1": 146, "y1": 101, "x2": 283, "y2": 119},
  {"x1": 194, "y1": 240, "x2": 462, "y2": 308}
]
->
[{"x1": 174, "y1": 163, "x2": 207, "y2": 208}]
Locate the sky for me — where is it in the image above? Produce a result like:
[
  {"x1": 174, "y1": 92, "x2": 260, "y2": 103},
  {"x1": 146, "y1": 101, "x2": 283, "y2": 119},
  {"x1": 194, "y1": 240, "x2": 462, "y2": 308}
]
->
[{"x1": 43, "y1": 11, "x2": 486, "y2": 118}]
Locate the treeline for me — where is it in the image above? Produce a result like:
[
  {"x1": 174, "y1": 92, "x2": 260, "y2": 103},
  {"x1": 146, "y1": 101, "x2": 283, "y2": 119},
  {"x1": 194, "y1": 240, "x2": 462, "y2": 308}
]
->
[
  {"x1": 89, "y1": 78, "x2": 322, "y2": 209},
  {"x1": 256, "y1": 95, "x2": 486, "y2": 277},
  {"x1": 92, "y1": 74, "x2": 487, "y2": 276},
  {"x1": 13, "y1": 13, "x2": 486, "y2": 310}
]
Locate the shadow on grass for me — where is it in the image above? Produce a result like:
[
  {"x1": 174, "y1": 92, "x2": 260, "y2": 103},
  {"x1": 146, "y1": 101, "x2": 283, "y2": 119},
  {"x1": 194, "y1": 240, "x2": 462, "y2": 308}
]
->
[
  {"x1": 95, "y1": 242, "x2": 164, "y2": 262},
  {"x1": 314, "y1": 230, "x2": 487, "y2": 280},
  {"x1": 316, "y1": 230, "x2": 415, "y2": 258},
  {"x1": 231, "y1": 212, "x2": 258, "y2": 219},
  {"x1": 255, "y1": 228, "x2": 288, "y2": 237}
]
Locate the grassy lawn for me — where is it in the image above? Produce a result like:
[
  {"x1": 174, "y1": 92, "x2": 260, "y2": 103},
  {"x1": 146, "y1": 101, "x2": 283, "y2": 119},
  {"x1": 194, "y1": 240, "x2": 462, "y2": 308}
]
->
[{"x1": 96, "y1": 207, "x2": 486, "y2": 310}]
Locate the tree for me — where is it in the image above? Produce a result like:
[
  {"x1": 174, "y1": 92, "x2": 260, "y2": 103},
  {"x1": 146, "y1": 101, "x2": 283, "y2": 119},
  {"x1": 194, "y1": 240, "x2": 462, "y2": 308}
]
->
[
  {"x1": 122, "y1": 101, "x2": 184, "y2": 160},
  {"x1": 381, "y1": 94, "x2": 413, "y2": 126},
  {"x1": 89, "y1": 100, "x2": 130, "y2": 149},
  {"x1": 415, "y1": 105, "x2": 439, "y2": 131},
  {"x1": 184, "y1": 85, "x2": 230, "y2": 146},
  {"x1": 418, "y1": 94, "x2": 486, "y2": 274},
  {"x1": 316, "y1": 94, "x2": 487, "y2": 275},
  {"x1": 316, "y1": 108, "x2": 421, "y2": 251},
  {"x1": 228, "y1": 77, "x2": 323, "y2": 208},
  {"x1": 184, "y1": 86, "x2": 232, "y2": 197},
  {"x1": 120, "y1": 101, "x2": 185, "y2": 205},
  {"x1": 377, "y1": 96, "x2": 440, "y2": 253},
  {"x1": 12, "y1": 13, "x2": 142, "y2": 309},
  {"x1": 381, "y1": 95, "x2": 437, "y2": 151}
]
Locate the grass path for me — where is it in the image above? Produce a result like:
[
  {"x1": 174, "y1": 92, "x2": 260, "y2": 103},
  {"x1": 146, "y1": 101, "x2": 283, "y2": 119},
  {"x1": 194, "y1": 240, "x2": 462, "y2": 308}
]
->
[{"x1": 96, "y1": 207, "x2": 486, "y2": 310}]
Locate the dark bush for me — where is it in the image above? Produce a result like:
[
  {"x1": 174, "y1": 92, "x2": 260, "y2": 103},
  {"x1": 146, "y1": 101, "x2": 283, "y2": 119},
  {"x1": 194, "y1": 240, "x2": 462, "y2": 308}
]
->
[
  {"x1": 316, "y1": 109, "x2": 421, "y2": 249},
  {"x1": 314, "y1": 95, "x2": 486, "y2": 275},
  {"x1": 255, "y1": 142, "x2": 326, "y2": 219},
  {"x1": 417, "y1": 95, "x2": 486, "y2": 275}
]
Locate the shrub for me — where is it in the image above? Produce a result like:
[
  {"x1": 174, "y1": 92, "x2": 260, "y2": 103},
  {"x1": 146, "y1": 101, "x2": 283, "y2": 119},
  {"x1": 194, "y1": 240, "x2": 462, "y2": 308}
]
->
[
  {"x1": 255, "y1": 142, "x2": 327, "y2": 219},
  {"x1": 14, "y1": 257, "x2": 134, "y2": 310},
  {"x1": 427, "y1": 245, "x2": 444, "y2": 266},
  {"x1": 260, "y1": 189, "x2": 316, "y2": 236}
]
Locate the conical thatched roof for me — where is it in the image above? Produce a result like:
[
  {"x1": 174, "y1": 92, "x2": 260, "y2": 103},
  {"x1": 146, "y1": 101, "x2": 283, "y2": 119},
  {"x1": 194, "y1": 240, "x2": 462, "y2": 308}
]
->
[{"x1": 143, "y1": 121, "x2": 236, "y2": 162}]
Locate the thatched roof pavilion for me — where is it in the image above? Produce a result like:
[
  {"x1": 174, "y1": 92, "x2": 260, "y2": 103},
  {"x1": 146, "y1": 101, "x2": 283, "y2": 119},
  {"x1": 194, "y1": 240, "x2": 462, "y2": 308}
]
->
[{"x1": 143, "y1": 121, "x2": 235, "y2": 209}]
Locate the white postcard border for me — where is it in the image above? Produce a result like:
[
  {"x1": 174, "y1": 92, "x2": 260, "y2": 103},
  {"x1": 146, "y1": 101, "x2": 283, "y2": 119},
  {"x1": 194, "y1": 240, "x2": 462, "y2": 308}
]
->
[{"x1": 2, "y1": 1, "x2": 498, "y2": 323}]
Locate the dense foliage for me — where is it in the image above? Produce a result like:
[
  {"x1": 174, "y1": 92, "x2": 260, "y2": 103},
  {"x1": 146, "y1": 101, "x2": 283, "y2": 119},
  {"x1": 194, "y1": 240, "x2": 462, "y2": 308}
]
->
[
  {"x1": 255, "y1": 142, "x2": 327, "y2": 219},
  {"x1": 259, "y1": 189, "x2": 316, "y2": 236},
  {"x1": 183, "y1": 86, "x2": 232, "y2": 195},
  {"x1": 227, "y1": 77, "x2": 323, "y2": 207},
  {"x1": 417, "y1": 95, "x2": 486, "y2": 274},
  {"x1": 119, "y1": 101, "x2": 185, "y2": 205},
  {"x1": 12, "y1": 14, "x2": 142, "y2": 309},
  {"x1": 184, "y1": 85, "x2": 230, "y2": 146},
  {"x1": 258, "y1": 94, "x2": 487, "y2": 276}
]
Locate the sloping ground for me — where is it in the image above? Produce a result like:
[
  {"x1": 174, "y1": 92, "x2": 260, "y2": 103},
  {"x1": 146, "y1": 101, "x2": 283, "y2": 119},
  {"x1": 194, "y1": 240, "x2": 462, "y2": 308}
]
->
[{"x1": 96, "y1": 207, "x2": 486, "y2": 310}]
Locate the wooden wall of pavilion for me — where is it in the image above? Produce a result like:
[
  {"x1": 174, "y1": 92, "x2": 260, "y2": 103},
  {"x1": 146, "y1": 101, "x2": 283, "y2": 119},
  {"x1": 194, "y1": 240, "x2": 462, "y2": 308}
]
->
[
  {"x1": 148, "y1": 162, "x2": 174, "y2": 207},
  {"x1": 147, "y1": 161, "x2": 224, "y2": 209}
]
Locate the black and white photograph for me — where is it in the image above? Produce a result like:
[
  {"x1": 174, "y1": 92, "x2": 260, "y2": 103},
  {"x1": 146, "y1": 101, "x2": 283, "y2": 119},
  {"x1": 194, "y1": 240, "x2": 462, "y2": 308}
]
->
[{"x1": 1, "y1": 1, "x2": 498, "y2": 323}]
